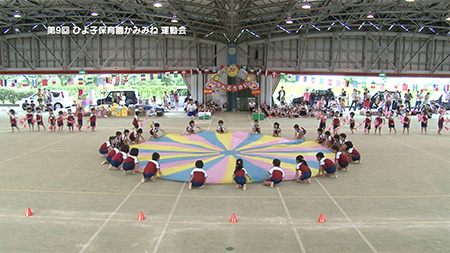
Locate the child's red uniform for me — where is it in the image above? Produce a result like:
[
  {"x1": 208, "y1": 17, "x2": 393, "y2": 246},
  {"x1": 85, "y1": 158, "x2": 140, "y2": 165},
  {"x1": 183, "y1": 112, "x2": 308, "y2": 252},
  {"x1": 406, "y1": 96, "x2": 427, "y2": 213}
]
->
[
  {"x1": 77, "y1": 111, "x2": 83, "y2": 126},
  {"x1": 57, "y1": 115, "x2": 64, "y2": 127},
  {"x1": 332, "y1": 117, "x2": 340, "y2": 129},
  {"x1": 143, "y1": 160, "x2": 160, "y2": 179},
  {"x1": 190, "y1": 168, "x2": 207, "y2": 186},
  {"x1": 132, "y1": 115, "x2": 139, "y2": 128},
  {"x1": 348, "y1": 147, "x2": 361, "y2": 161},
  {"x1": 374, "y1": 116, "x2": 382, "y2": 128},
  {"x1": 26, "y1": 111, "x2": 34, "y2": 124},
  {"x1": 99, "y1": 141, "x2": 111, "y2": 155},
  {"x1": 36, "y1": 112, "x2": 43, "y2": 125},
  {"x1": 9, "y1": 115, "x2": 17, "y2": 127},
  {"x1": 90, "y1": 113, "x2": 96, "y2": 127},
  {"x1": 67, "y1": 113, "x2": 75, "y2": 127},
  {"x1": 296, "y1": 162, "x2": 311, "y2": 181},
  {"x1": 336, "y1": 151, "x2": 350, "y2": 168},
  {"x1": 364, "y1": 116, "x2": 372, "y2": 130}
]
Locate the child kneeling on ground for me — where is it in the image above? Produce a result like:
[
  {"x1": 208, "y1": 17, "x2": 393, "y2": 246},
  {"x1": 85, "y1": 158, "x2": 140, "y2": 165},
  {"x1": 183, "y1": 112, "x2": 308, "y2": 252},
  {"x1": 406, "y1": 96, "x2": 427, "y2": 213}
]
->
[
  {"x1": 295, "y1": 155, "x2": 311, "y2": 184},
  {"x1": 122, "y1": 148, "x2": 141, "y2": 175},
  {"x1": 188, "y1": 160, "x2": 207, "y2": 189},
  {"x1": 316, "y1": 152, "x2": 337, "y2": 178},
  {"x1": 108, "y1": 145, "x2": 129, "y2": 170},
  {"x1": 141, "y1": 152, "x2": 162, "y2": 182},
  {"x1": 263, "y1": 159, "x2": 284, "y2": 188},
  {"x1": 233, "y1": 159, "x2": 252, "y2": 190}
]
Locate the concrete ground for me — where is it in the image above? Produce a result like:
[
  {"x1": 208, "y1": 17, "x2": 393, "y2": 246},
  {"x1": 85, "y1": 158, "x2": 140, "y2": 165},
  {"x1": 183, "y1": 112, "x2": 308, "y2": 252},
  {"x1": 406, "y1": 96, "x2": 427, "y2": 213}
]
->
[{"x1": 0, "y1": 107, "x2": 449, "y2": 253}]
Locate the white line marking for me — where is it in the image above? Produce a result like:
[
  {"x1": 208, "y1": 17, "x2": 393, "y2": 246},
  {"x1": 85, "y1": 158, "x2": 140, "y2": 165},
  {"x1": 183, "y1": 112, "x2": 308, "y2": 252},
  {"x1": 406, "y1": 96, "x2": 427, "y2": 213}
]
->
[
  {"x1": 276, "y1": 186, "x2": 307, "y2": 253},
  {"x1": 383, "y1": 135, "x2": 450, "y2": 163},
  {"x1": 315, "y1": 179, "x2": 377, "y2": 253},
  {"x1": 152, "y1": 182, "x2": 186, "y2": 253},
  {"x1": 79, "y1": 181, "x2": 141, "y2": 253}
]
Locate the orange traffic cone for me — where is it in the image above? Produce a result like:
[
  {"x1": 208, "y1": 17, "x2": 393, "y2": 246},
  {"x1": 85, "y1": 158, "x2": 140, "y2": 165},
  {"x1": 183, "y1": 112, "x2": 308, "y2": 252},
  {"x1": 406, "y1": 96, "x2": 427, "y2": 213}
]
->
[
  {"x1": 25, "y1": 207, "x2": 33, "y2": 217},
  {"x1": 137, "y1": 211, "x2": 145, "y2": 221},
  {"x1": 229, "y1": 213, "x2": 237, "y2": 223},
  {"x1": 318, "y1": 213, "x2": 325, "y2": 223}
]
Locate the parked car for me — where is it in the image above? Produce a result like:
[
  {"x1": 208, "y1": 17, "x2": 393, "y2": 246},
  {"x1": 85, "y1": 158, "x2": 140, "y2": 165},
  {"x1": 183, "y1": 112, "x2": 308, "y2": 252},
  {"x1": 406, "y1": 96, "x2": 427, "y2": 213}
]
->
[
  {"x1": 97, "y1": 89, "x2": 139, "y2": 106},
  {"x1": 291, "y1": 88, "x2": 335, "y2": 105},
  {"x1": 19, "y1": 90, "x2": 76, "y2": 110}
]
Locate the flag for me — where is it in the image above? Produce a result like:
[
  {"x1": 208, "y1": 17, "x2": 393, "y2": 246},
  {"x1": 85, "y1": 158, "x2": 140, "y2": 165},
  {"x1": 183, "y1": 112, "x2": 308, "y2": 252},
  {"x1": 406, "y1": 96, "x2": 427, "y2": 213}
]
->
[
  {"x1": 444, "y1": 84, "x2": 449, "y2": 92},
  {"x1": 344, "y1": 80, "x2": 349, "y2": 87},
  {"x1": 265, "y1": 70, "x2": 269, "y2": 77},
  {"x1": 42, "y1": 79, "x2": 48, "y2": 86},
  {"x1": 379, "y1": 83, "x2": 385, "y2": 89},
  {"x1": 149, "y1": 74, "x2": 154, "y2": 80},
  {"x1": 181, "y1": 70, "x2": 187, "y2": 77},
  {"x1": 158, "y1": 73, "x2": 163, "y2": 79},
  {"x1": 423, "y1": 85, "x2": 428, "y2": 91},
  {"x1": 123, "y1": 75, "x2": 128, "y2": 82},
  {"x1": 370, "y1": 84, "x2": 376, "y2": 89},
  {"x1": 141, "y1": 74, "x2": 146, "y2": 81},
  {"x1": 165, "y1": 72, "x2": 170, "y2": 78},
  {"x1": 433, "y1": 84, "x2": 438, "y2": 91},
  {"x1": 311, "y1": 77, "x2": 315, "y2": 84},
  {"x1": 173, "y1": 71, "x2": 178, "y2": 77},
  {"x1": 197, "y1": 68, "x2": 202, "y2": 75},
  {"x1": 271, "y1": 72, "x2": 277, "y2": 78},
  {"x1": 78, "y1": 78, "x2": 83, "y2": 85},
  {"x1": 402, "y1": 84, "x2": 408, "y2": 91},
  {"x1": 412, "y1": 84, "x2": 418, "y2": 91},
  {"x1": 328, "y1": 79, "x2": 332, "y2": 86},
  {"x1": 52, "y1": 80, "x2": 56, "y2": 85},
  {"x1": 190, "y1": 69, "x2": 194, "y2": 75},
  {"x1": 303, "y1": 76, "x2": 307, "y2": 82},
  {"x1": 0, "y1": 80, "x2": 4, "y2": 87},
  {"x1": 319, "y1": 78, "x2": 324, "y2": 85}
]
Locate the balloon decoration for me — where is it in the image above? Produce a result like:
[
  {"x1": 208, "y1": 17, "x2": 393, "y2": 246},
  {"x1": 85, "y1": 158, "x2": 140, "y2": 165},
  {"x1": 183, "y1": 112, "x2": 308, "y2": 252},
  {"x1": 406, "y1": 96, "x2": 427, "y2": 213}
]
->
[{"x1": 205, "y1": 64, "x2": 260, "y2": 93}]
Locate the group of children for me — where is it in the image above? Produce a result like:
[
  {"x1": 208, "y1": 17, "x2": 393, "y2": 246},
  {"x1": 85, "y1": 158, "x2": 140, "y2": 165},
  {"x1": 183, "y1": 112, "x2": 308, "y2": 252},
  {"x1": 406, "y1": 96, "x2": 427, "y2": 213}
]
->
[
  {"x1": 99, "y1": 133, "x2": 163, "y2": 182},
  {"x1": 5, "y1": 107, "x2": 97, "y2": 133},
  {"x1": 315, "y1": 108, "x2": 448, "y2": 136}
]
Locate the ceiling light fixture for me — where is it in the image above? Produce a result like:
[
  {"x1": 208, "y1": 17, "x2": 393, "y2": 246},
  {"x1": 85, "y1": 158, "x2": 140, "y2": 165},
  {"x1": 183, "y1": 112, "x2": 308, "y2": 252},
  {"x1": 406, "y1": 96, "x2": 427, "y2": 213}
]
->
[
  {"x1": 153, "y1": 1, "x2": 163, "y2": 8},
  {"x1": 446, "y1": 16, "x2": 450, "y2": 21},
  {"x1": 285, "y1": 16, "x2": 293, "y2": 24},
  {"x1": 90, "y1": 12, "x2": 98, "y2": 16},
  {"x1": 405, "y1": 0, "x2": 414, "y2": 2},
  {"x1": 302, "y1": 2, "x2": 311, "y2": 9},
  {"x1": 13, "y1": 10, "x2": 21, "y2": 18},
  {"x1": 171, "y1": 15, "x2": 178, "y2": 23},
  {"x1": 367, "y1": 11, "x2": 374, "y2": 19}
]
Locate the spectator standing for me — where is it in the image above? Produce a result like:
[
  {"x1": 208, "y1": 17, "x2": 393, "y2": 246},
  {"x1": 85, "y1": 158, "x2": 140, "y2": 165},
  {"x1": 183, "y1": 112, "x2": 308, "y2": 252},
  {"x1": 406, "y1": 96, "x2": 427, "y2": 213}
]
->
[{"x1": 404, "y1": 89, "x2": 412, "y2": 111}]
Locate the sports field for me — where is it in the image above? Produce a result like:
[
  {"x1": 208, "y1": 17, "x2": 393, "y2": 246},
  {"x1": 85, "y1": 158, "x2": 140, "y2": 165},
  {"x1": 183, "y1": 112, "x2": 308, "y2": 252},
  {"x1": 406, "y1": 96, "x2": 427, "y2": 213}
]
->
[{"x1": 1, "y1": 109, "x2": 449, "y2": 252}]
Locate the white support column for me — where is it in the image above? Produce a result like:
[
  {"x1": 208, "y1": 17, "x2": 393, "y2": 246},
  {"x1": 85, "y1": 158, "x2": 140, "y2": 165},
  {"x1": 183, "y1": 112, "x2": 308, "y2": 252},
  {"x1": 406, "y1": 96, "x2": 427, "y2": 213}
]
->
[{"x1": 260, "y1": 76, "x2": 274, "y2": 106}]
